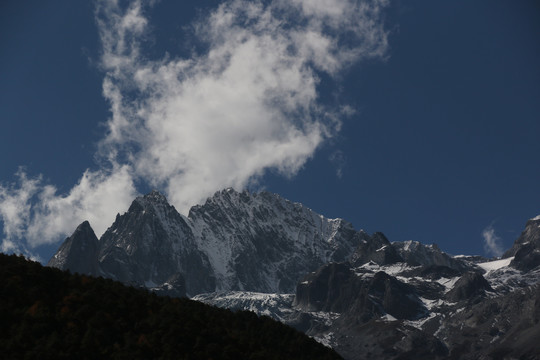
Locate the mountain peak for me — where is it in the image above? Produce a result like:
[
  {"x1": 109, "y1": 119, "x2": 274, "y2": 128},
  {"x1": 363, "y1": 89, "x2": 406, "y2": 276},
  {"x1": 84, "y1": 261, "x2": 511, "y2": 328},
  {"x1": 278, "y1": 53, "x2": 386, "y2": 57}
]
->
[
  {"x1": 47, "y1": 220, "x2": 99, "y2": 275},
  {"x1": 76, "y1": 220, "x2": 93, "y2": 232},
  {"x1": 127, "y1": 190, "x2": 175, "y2": 217},
  {"x1": 141, "y1": 190, "x2": 169, "y2": 203}
]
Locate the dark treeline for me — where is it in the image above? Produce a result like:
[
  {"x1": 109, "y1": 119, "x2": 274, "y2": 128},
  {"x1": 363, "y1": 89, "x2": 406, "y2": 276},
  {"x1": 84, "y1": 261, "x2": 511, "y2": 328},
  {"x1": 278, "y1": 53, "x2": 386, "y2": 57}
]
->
[{"x1": 0, "y1": 253, "x2": 341, "y2": 359}]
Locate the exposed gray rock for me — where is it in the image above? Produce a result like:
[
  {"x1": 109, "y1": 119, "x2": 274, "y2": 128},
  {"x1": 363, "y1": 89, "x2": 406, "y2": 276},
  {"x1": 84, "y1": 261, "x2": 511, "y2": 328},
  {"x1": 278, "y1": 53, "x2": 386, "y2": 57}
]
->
[
  {"x1": 294, "y1": 262, "x2": 357, "y2": 313},
  {"x1": 350, "y1": 232, "x2": 403, "y2": 266},
  {"x1": 392, "y1": 240, "x2": 469, "y2": 271},
  {"x1": 189, "y1": 189, "x2": 361, "y2": 293},
  {"x1": 295, "y1": 262, "x2": 427, "y2": 322},
  {"x1": 503, "y1": 217, "x2": 540, "y2": 258},
  {"x1": 446, "y1": 271, "x2": 493, "y2": 302},
  {"x1": 346, "y1": 271, "x2": 428, "y2": 322},
  {"x1": 438, "y1": 285, "x2": 540, "y2": 360},
  {"x1": 47, "y1": 221, "x2": 99, "y2": 275},
  {"x1": 511, "y1": 243, "x2": 540, "y2": 272},
  {"x1": 97, "y1": 190, "x2": 215, "y2": 296},
  {"x1": 503, "y1": 217, "x2": 540, "y2": 272}
]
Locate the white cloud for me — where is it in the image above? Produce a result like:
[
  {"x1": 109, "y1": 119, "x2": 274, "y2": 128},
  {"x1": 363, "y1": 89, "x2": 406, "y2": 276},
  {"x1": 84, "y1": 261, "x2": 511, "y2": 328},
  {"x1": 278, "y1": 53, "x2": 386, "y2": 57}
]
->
[
  {"x1": 482, "y1": 224, "x2": 504, "y2": 257},
  {"x1": 0, "y1": 0, "x2": 388, "y2": 256},
  {"x1": 0, "y1": 169, "x2": 40, "y2": 244},
  {"x1": 0, "y1": 166, "x2": 137, "y2": 254},
  {"x1": 97, "y1": 0, "x2": 389, "y2": 212}
]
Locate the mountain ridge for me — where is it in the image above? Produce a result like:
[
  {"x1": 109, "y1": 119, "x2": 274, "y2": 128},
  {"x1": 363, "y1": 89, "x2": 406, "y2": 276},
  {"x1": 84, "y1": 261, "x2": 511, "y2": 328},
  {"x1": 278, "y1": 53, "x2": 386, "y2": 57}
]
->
[
  {"x1": 47, "y1": 189, "x2": 540, "y2": 359},
  {"x1": 49, "y1": 188, "x2": 364, "y2": 296}
]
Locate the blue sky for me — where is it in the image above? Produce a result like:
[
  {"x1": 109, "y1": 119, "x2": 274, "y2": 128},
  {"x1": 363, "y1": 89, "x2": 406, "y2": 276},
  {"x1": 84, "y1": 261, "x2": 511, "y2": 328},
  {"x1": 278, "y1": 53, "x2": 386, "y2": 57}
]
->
[{"x1": 1, "y1": 0, "x2": 539, "y2": 262}]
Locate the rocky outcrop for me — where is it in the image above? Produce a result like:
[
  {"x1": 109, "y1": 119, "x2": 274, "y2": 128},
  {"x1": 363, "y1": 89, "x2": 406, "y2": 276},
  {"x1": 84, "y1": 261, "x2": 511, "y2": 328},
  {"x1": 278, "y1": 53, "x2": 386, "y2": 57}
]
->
[
  {"x1": 392, "y1": 240, "x2": 468, "y2": 271},
  {"x1": 294, "y1": 262, "x2": 356, "y2": 312},
  {"x1": 295, "y1": 263, "x2": 427, "y2": 321},
  {"x1": 504, "y1": 216, "x2": 540, "y2": 272},
  {"x1": 446, "y1": 271, "x2": 493, "y2": 302},
  {"x1": 347, "y1": 271, "x2": 428, "y2": 322},
  {"x1": 511, "y1": 243, "x2": 540, "y2": 272},
  {"x1": 350, "y1": 232, "x2": 403, "y2": 266},
  {"x1": 439, "y1": 285, "x2": 540, "y2": 360}
]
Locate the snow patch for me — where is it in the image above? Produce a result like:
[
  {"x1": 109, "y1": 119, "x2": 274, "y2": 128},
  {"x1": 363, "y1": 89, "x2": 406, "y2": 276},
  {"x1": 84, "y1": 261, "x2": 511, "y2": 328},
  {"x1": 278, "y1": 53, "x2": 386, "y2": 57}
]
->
[
  {"x1": 314, "y1": 332, "x2": 335, "y2": 348},
  {"x1": 437, "y1": 277, "x2": 460, "y2": 292},
  {"x1": 477, "y1": 257, "x2": 514, "y2": 274},
  {"x1": 404, "y1": 311, "x2": 437, "y2": 330},
  {"x1": 380, "y1": 313, "x2": 397, "y2": 322}
]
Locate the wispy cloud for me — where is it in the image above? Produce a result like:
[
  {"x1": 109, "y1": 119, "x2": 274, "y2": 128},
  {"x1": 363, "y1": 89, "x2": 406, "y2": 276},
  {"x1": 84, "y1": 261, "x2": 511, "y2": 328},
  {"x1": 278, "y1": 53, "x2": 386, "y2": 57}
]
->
[
  {"x1": 329, "y1": 150, "x2": 346, "y2": 179},
  {"x1": 0, "y1": 0, "x2": 389, "y2": 255},
  {"x1": 482, "y1": 223, "x2": 504, "y2": 257}
]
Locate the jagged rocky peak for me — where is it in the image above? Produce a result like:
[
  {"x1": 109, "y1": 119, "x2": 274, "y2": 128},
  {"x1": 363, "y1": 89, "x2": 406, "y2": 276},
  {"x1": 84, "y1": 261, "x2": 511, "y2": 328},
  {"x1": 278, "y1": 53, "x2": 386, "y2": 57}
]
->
[
  {"x1": 101, "y1": 189, "x2": 192, "y2": 251},
  {"x1": 190, "y1": 187, "x2": 351, "y2": 231},
  {"x1": 392, "y1": 240, "x2": 468, "y2": 271},
  {"x1": 503, "y1": 215, "x2": 540, "y2": 272},
  {"x1": 128, "y1": 190, "x2": 181, "y2": 221},
  {"x1": 504, "y1": 215, "x2": 540, "y2": 256},
  {"x1": 350, "y1": 231, "x2": 403, "y2": 266},
  {"x1": 195, "y1": 187, "x2": 248, "y2": 206},
  {"x1": 139, "y1": 189, "x2": 169, "y2": 203},
  {"x1": 188, "y1": 187, "x2": 361, "y2": 293},
  {"x1": 98, "y1": 190, "x2": 214, "y2": 296},
  {"x1": 47, "y1": 220, "x2": 99, "y2": 275}
]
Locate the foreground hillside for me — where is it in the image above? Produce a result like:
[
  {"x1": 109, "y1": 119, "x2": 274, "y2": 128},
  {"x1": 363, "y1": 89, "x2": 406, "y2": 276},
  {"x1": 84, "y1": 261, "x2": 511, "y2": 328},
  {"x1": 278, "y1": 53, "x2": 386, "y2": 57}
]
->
[{"x1": 0, "y1": 253, "x2": 341, "y2": 360}]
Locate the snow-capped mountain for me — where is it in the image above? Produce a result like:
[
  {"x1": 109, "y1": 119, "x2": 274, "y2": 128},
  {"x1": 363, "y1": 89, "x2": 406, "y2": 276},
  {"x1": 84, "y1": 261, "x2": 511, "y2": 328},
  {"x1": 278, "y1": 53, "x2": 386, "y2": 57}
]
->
[
  {"x1": 49, "y1": 188, "x2": 361, "y2": 296},
  {"x1": 48, "y1": 191, "x2": 540, "y2": 359}
]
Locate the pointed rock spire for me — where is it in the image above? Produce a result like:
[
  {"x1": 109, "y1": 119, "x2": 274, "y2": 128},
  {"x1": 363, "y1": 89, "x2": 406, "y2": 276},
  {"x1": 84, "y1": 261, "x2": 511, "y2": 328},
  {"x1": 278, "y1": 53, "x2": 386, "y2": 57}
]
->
[{"x1": 47, "y1": 221, "x2": 99, "y2": 275}]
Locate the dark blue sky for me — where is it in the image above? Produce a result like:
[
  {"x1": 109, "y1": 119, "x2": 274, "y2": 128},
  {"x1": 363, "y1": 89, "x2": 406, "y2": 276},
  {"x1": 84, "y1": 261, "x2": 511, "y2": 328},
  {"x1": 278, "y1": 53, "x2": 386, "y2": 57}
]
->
[{"x1": 1, "y1": 0, "x2": 539, "y2": 261}]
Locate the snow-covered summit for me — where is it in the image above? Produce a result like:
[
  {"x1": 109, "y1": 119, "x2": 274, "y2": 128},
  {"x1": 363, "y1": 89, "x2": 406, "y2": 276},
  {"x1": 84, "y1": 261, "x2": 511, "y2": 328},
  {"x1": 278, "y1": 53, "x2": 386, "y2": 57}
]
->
[{"x1": 187, "y1": 188, "x2": 360, "y2": 293}]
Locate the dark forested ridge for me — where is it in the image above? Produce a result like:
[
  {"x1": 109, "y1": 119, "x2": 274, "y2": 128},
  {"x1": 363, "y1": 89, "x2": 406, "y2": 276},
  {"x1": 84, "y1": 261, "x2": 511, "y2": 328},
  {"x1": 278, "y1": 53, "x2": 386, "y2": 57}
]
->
[{"x1": 0, "y1": 253, "x2": 341, "y2": 359}]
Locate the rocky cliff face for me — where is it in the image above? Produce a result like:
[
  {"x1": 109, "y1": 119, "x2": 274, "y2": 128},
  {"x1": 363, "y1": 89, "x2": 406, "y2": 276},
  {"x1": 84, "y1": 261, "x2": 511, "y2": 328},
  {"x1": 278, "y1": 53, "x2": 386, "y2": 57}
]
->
[
  {"x1": 188, "y1": 189, "x2": 360, "y2": 293},
  {"x1": 503, "y1": 216, "x2": 540, "y2": 272},
  {"x1": 392, "y1": 240, "x2": 468, "y2": 271},
  {"x1": 96, "y1": 190, "x2": 214, "y2": 296}
]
